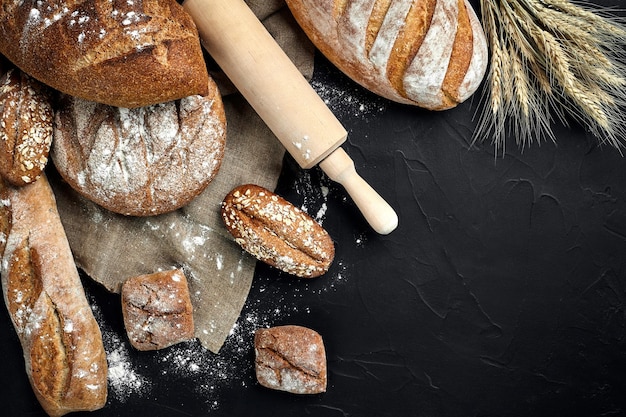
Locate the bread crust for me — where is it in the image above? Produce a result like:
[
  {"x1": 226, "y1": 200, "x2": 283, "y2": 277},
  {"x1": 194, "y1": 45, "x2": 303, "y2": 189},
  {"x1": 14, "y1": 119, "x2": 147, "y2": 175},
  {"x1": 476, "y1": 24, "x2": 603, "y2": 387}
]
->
[
  {"x1": 286, "y1": 0, "x2": 488, "y2": 110},
  {"x1": 0, "y1": 0, "x2": 210, "y2": 108},
  {"x1": 221, "y1": 184, "x2": 335, "y2": 278},
  {"x1": 0, "y1": 68, "x2": 53, "y2": 186},
  {"x1": 121, "y1": 269, "x2": 195, "y2": 351},
  {"x1": 0, "y1": 175, "x2": 108, "y2": 417},
  {"x1": 255, "y1": 325, "x2": 327, "y2": 394},
  {"x1": 52, "y1": 79, "x2": 226, "y2": 216}
]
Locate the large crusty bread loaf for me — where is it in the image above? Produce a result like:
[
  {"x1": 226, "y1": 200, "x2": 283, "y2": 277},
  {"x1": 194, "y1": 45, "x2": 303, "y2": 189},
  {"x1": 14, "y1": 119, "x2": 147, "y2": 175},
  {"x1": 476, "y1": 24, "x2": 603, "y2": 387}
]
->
[
  {"x1": 52, "y1": 81, "x2": 227, "y2": 216},
  {"x1": 0, "y1": 0, "x2": 209, "y2": 108},
  {"x1": 0, "y1": 175, "x2": 108, "y2": 417},
  {"x1": 285, "y1": 0, "x2": 488, "y2": 110}
]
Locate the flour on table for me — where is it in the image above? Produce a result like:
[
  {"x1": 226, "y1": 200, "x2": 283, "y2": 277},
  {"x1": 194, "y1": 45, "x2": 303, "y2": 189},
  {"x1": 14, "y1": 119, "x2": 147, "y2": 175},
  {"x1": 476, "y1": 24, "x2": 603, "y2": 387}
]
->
[
  {"x1": 311, "y1": 76, "x2": 387, "y2": 120},
  {"x1": 90, "y1": 302, "x2": 150, "y2": 402}
]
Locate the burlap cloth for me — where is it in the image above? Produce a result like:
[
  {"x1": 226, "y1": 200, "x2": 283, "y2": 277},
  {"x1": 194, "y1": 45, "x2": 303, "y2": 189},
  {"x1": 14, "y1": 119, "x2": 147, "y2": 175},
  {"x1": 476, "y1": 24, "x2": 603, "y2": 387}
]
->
[{"x1": 50, "y1": 0, "x2": 315, "y2": 354}]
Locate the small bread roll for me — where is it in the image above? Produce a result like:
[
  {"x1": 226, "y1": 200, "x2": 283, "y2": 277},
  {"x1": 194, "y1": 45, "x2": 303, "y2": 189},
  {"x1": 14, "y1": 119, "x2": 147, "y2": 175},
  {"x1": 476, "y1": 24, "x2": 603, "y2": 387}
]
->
[
  {"x1": 221, "y1": 184, "x2": 335, "y2": 278},
  {"x1": 255, "y1": 325, "x2": 327, "y2": 394},
  {"x1": 121, "y1": 269, "x2": 195, "y2": 351}
]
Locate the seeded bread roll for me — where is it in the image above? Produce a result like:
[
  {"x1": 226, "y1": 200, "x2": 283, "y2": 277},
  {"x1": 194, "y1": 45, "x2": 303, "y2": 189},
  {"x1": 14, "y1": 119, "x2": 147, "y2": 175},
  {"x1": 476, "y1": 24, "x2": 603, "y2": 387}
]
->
[
  {"x1": 0, "y1": 0, "x2": 209, "y2": 108},
  {"x1": 285, "y1": 0, "x2": 488, "y2": 110},
  {"x1": 0, "y1": 175, "x2": 108, "y2": 417},
  {"x1": 0, "y1": 68, "x2": 53, "y2": 186},
  {"x1": 255, "y1": 325, "x2": 327, "y2": 394},
  {"x1": 52, "y1": 79, "x2": 226, "y2": 216},
  {"x1": 221, "y1": 184, "x2": 335, "y2": 278},
  {"x1": 121, "y1": 269, "x2": 195, "y2": 351}
]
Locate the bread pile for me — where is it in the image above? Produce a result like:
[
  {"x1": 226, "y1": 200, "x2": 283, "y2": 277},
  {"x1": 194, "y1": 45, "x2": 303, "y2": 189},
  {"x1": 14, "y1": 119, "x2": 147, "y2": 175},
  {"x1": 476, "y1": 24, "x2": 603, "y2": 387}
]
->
[
  {"x1": 0, "y1": 0, "x2": 227, "y2": 415},
  {"x1": 2, "y1": 0, "x2": 490, "y2": 413}
]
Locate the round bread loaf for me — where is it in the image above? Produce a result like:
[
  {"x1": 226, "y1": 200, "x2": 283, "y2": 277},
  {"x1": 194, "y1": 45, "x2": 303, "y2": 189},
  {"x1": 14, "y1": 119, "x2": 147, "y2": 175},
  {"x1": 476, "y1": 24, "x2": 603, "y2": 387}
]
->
[
  {"x1": 52, "y1": 79, "x2": 226, "y2": 216},
  {"x1": 285, "y1": 0, "x2": 488, "y2": 110}
]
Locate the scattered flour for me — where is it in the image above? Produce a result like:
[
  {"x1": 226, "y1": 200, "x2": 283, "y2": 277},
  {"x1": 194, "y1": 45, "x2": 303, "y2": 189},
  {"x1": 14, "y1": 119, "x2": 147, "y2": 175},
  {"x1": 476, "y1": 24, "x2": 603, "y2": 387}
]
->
[
  {"x1": 80, "y1": 161, "x2": 352, "y2": 412},
  {"x1": 311, "y1": 76, "x2": 387, "y2": 120},
  {"x1": 90, "y1": 302, "x2": 150, "y2": 402}
]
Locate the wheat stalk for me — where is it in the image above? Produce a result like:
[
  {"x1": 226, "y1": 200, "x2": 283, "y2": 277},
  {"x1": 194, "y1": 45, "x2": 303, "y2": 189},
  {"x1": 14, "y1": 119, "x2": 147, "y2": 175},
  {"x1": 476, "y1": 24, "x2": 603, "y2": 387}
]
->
[{"x1": 474, "y1": 0, "x2": 626, "y2": 152}]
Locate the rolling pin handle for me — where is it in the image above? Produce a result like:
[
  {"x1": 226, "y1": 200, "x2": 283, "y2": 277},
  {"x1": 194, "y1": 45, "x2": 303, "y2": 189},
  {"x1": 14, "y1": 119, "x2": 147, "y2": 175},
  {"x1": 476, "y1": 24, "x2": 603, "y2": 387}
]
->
[{"x1": 319, "y1": 148, "x2": 398, "y2": 235}]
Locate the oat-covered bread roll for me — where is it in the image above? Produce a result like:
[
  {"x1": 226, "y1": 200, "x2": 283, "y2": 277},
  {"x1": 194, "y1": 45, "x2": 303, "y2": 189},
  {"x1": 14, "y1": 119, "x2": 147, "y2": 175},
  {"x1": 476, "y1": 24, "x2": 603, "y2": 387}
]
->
[
  {"x1": 0, "y1": 0, "x2": 210, "y2": 108},
  {"x1": 0, "y1": 175, "x2": 108, "y2": 417},
  {"x1": 285, "y1": 0, "x2": 488, "y2": 110},
  {"x1": 52, "y1": 79, "x2": 227, "y2": 216},
  {"x1": 0, "y1": 68, "x2": 53, "y2": 186},
  {"x1": 221, "y1": 184, "x2": 335, "y2": 278}
]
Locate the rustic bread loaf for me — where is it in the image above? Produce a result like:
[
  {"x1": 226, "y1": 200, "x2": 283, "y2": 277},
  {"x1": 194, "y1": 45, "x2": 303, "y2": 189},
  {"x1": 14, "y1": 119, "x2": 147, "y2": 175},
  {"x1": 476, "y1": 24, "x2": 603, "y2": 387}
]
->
[
  {"x1": 221, "y1": 184, "x2": 335, "y2": 278},
  {"x1": 0, "y1": 0, "x2": 209, "y2": 108},
  {"x1": 0, "y1": 68, "x2": 53, "y2": 186},
  {"x1": 285, "y1": 0, "x2": 488, "y2": 110},
  {"x1": 121, "y1": 269, "x2": 195, "y2": 351},
  {"x1": 255, "y1": 325, "x2": 327, "y2": 394},
  {"x1": 0, "y1": 175, "x2": 108, "y2": 417},
  {"x1": 52, "y1": 78, "x2": 226, "y2": 216}
]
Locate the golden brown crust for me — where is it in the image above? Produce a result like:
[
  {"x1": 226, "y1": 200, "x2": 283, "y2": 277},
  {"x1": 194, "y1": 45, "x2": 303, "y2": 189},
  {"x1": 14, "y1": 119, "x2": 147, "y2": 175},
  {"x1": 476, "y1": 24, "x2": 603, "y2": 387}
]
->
[
  {"x1": 0, "y1": 179, "x2": 11, "y2": 257},
  {"x1": 441, "y1": 0, "x2": 473, "y2": 105},
  {"x1": 0, "y1": 0, "x2": 209, "y2": 108},
  {"x1": 386, "y1": 0, "x2": 437, "y2": 97},
  {"x1": 0, "y1": 68, "x2": 53, "y2": 186},
  {"x1": 221, "y1": 184, "x2": 335, "y2": 279},
  {"x1": 286, "y1": 0, "x2": 488, "y2": 110},
  {"x1": 121, "y1": 269, "x2": 195, "y2": 351},
  {"x1": 52, "y1": 79, "x2": 226, "y2": 216},
  {"x1": 254, "y1": 325, "x2": 327, "y2": 394},
  {"x1": 0, "y1": 175, "x2": 108, "y2": 416}
]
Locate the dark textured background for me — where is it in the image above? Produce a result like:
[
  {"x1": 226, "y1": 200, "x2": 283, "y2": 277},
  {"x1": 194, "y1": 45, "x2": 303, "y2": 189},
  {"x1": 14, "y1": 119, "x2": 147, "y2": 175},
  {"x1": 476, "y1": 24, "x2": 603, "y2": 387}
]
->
[{"x1": 3, "y1": 4, "x2": 626, "y2": 416}]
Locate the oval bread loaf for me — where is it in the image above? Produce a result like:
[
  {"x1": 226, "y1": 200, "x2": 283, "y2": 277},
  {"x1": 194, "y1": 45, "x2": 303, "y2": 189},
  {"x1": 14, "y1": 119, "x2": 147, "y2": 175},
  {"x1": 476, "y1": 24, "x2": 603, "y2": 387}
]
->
[
  {"x1": 0, "y1": 68, "x2": 53, "y2": 186},
  {"x1": 221, "y1": 184, "x2": 335, "y2": 278},
  {"x1": 0, "y1": 0, "x2": 210, "y2": 108},
  {"x1": 285, "y1": 0, "x2": 488, "y2": 110}
]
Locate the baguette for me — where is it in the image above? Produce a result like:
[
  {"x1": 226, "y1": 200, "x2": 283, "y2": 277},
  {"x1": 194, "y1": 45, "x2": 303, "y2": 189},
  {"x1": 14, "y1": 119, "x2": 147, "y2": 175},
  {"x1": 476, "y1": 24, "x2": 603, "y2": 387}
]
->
[
  {"x1": 285, "y1": 0, "x2": 488, "y2": 110},
  {"x1": 0, "y1": 175, "x2": 108, "y2": 417},
  {"x1": 0, "y1": 0, "x2": 209, "y2": 108}
]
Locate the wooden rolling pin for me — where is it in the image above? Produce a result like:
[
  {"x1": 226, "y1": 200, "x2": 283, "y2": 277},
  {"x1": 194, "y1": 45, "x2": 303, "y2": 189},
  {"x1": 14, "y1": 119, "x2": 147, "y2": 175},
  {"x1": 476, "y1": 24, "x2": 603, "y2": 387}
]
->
[{"x1": 183, "y1": 0, "x2": 398, "y2": 235}]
